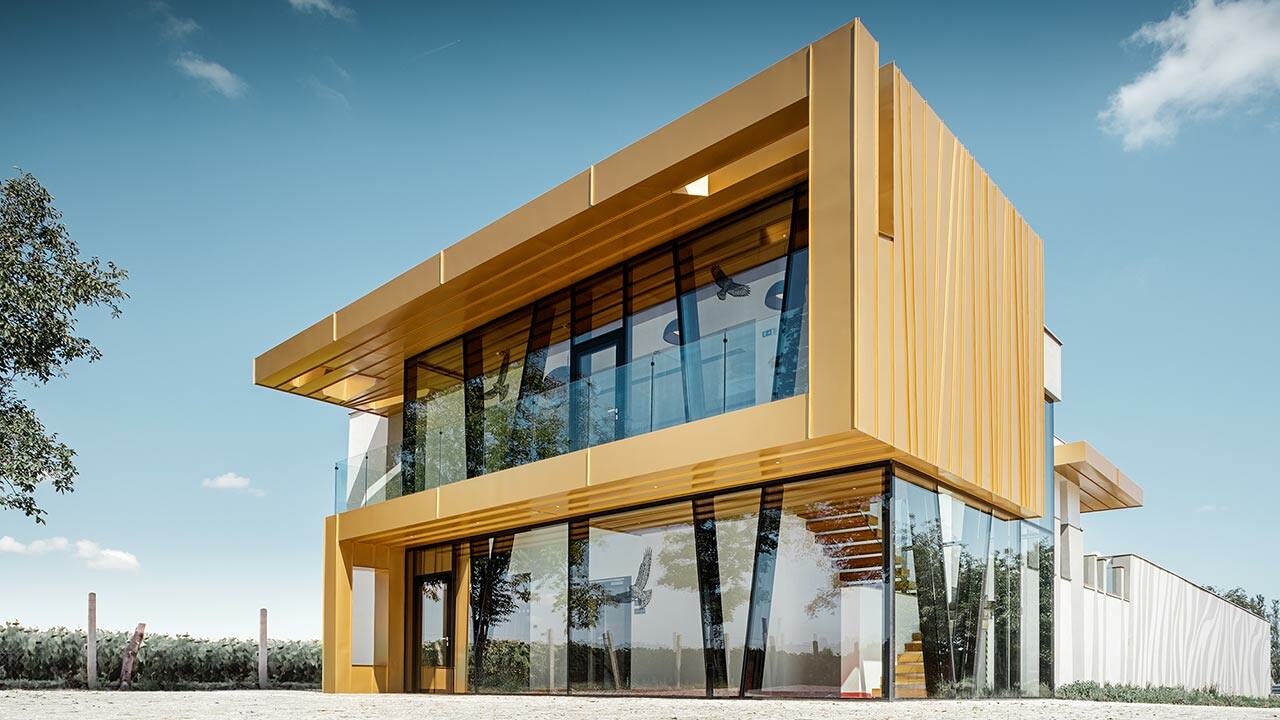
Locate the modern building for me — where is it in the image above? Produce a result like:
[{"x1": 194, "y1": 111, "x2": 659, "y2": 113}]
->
[{"x1": 254, "y1": 20, "x2": 1273, "y2": 699}]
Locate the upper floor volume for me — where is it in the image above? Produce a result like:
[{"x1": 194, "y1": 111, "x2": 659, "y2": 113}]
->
[{"x1": 255, "y1": 19, "x2": 1047, "y2": 527}]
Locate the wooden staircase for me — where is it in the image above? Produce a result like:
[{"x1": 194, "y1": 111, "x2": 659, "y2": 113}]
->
[
  {"x1": 795, "y1": 497, "x2": 884, "y2": 586},
  {"x1": 893, "y1": 633, "x2": 928, "y2": 698}
]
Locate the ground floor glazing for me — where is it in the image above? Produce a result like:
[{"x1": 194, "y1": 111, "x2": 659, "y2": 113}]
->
[{"x1": 405, "y1": 463, "x2": 1054, "y2": 699}]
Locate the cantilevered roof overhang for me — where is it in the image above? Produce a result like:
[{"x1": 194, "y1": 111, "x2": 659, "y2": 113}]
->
[
  {"x1": 253, "y1": 47, "x2": 813, "y2": 416},
  {"x1": 1054, "y1": 440, "x2": 1143, "y2": 512}
]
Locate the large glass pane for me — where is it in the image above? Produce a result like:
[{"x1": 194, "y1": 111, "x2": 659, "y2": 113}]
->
[
  {"x1": 625, "y1": 249, "x2": 684, "y2": 435},
  {"x1": 569, "y1": 503, "x2": 706, "y2": 695},
  {"x1": 1028, "y1": 522, "x2": 1054, "y2": 697},
  {"x1": 473, "y1": 309, "x2": 534, "y2": 475},
  {"x1": 988, "y1": 517, "x2": 1021, "y2": 696},
  {"x1": 404, "y1": 338, "x2": 466, "y2": 490},
  {"x1": 676, "y1": 197, "x2": 793, "y2": 420},
  {"x1": 939, "y1": 492, "x2": 992, "y2": 695},
  {"x1": 894, "y1": 476, "x2": 1051, "y2": 699},
  {"x1": 468, "y1": 524, "x2": 569, "y2": 694},
  {"x1": 746, "y1": 470, "x2": 886, "y2": 698},
  {"x1": 706, "y1": 489, "x2": 763, "y2": 696},
  {"x1": 891, "y1": 478, "x2": 949, "y2": 698},
  {"x1": 512, "y1": 293, "x2": 573, "y2": 465}
]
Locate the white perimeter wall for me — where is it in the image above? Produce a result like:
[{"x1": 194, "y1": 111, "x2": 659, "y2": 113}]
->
[{"x1": 1055, "y1": 473, "x2": 1271, "y2": 697}]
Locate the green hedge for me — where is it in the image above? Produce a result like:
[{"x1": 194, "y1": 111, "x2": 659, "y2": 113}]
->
[
  {"x1": 1056, "y1": 681, "x2": 1280, "y2": 708},
  {"x1": 0, "y1": 623, "x2": 319, "y2": 689}
]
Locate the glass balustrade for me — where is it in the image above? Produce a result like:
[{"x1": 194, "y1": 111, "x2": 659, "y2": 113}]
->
[{"x1": 335, "y1": 307, "x2": 807, "y2": 514}]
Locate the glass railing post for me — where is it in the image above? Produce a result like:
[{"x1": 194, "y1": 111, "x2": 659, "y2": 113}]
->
[{"x1": 721, "y1": 331, "x2": 729, "y2": 416}]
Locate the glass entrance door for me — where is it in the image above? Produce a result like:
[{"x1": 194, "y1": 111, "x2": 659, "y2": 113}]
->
[
  {"x1": 414, "y1": 572, "x2": 453, "y2": 692},
  {"x1": 571, "y1": 330, "x2": 626, "y2": 450}
]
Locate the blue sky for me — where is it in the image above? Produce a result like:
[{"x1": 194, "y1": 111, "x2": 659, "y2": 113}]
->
[{"x1": 1, "y1": 0, "x2": 1277, "y2": 639}]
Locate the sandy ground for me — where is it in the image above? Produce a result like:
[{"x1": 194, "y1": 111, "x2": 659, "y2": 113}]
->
[{"x1": 2, "y1": 690, "x2": 1278, "y2": 720}]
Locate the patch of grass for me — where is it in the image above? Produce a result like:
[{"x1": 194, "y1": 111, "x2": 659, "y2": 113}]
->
[{"x1": 1056, "y1": 681, "x2": 1280, "y2": 708}]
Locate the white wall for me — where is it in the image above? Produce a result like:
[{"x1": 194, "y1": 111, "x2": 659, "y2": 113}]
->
[{"x1": 1055, "y1": 475, "x2": 1272, "y2": 696}]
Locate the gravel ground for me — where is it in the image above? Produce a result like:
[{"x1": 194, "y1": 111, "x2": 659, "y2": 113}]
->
[{"x1": 2, "y1": 690, "x2": 1278, "y2": 720}]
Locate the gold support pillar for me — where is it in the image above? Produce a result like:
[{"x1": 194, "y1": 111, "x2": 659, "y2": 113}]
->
[
  {"x1": 322, "y1": 515, "x2": 353, "y2": 693},
  {"x1": 807, "y1": 20, "x2": 878, "y2": 440}
]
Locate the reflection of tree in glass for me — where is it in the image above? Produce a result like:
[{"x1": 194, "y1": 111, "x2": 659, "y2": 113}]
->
[
  {"x1": 469, "y1": 547, "x2": 531, "y2": 688},
  {"x1": 567, "y1": 536, "x2": 620, "y2": 631},
  {"x1": 654, "y1": 512, "x2": 759, "y2": 623}
]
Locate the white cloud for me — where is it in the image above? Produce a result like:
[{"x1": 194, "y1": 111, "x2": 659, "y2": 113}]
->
[
  {"x1": 0, "y1": 536, "x2": 69, "y2": 554},
  {"x1": 75, "y1": 541, "x2": 141, "y2": 572},
  {"x1": 287, "y1": 0, "x2": 355, "y2": 21},
  {"x1": 307, "y1": 77, "x2": 350, "y2": 110},
  {"x1": 152, "y1": 1, "x2": 200, "y2": 40},
  {"x1": 175, "y1": 52, "x2": 247, "y2": 98},
  {"x1": 202, "y1": 472, "x2": 265, "y2": 496},
  {"x1": 1100, "y1": 0, "x2": 1280, "y2": 150},
  {"x1": 325, "y1": 56, "x2": 351, "y2": 83},
  {"x1": 1196, "y1": 504, "x2": 1223, "y2": 513},
  {"x1": 1, "y1": 536, "x2": 137, "y2": 571},
  {"x1": 164, "y1": 15, "x2": 200, "y2": 39}
]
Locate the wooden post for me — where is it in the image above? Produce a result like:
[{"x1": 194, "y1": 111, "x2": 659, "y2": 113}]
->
[
  {"x1": 86, "y1": 593, "x2": 97, "y2": 690},
  {"x1": 674, "y1": 632, "x2": 681, "y2": 689},
  {"x1": 603, "y1": 630, "x2": 621, "y2": 690},
  {"x1": 546, "y1": 628, "x2": 555, "y2": 691},
  {"x1": 117, "y1": 623, "x2": 146, "y2": 690},
  {"x1": 258, "y1": 608, "x2": 268, "y2": 689}
]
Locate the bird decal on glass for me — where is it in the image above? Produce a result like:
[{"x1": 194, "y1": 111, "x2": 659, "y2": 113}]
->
[
  {"x1": 630, "y1": 547, "x2": 654, "y2": 614},
  {"x1": 711, "y1": 264, "x2": 750, "y2": 300},
  {"x1": 483, "y1": 350, "x2": 512, "y2": 400}
]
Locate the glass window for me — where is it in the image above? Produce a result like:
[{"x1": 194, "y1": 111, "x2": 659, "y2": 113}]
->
[
  {"x1": 404, "y1": 338, "x2": 466, "y2": 490},
  {"x1": 676, "y1": 198, "x2": 793, "y2": 420},
  {"x1": 469, "y1": 308, "x2": 535, "y2": 475},
  {"x1": 512, "y1": 292, "x2": 573, "y2": 466},
  {"x1": 467, "y1": 524, "x2": 569, "y2": 693},
  {"x1": 745, "y1": 470, "x2": 886, "y2": 698},
  {"x1": 396, "y1": 186, "x2": 810, "y2": 502},
  {"x1": 892, "y1": 476, "x2": 1054, "y2": 699},
  {"x1": 569, "y1": 502, "x2": 706, "y2": 695},
  {"x1": 704, "y1": 489, "x2": 763, "y2": 696},
  {"x1": 419, "y1": 574, "x2": 452, "y2": 667},
  {"x1": 624, "y1": 249, "x2": 684, "y2": 435}
]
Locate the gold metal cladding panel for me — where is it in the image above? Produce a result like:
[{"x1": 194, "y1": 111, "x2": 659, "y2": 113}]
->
[
  {"x1": 332, "y1": 395, "x2": 931, "y2": 548},
  {"x1": 871, "y1": 64, "x2": 1045, "y2": 516}
]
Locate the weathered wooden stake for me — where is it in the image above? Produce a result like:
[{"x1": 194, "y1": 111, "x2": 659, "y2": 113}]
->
[
  {"x1": 603, "y1": 630, "x2": 621, "y2": 690},
  {"x1": 258, "y1": 608, "x2": 268, "y2": 689},
  {"x1": 674, "y1": 632, "x2": 682, "y2": 689},
  {"x1": 86, "y1": 593, "x2": 97, "y2": 690},
  {"x1": 546, "y1": 627, "x2": 555, "y2": 691},
  {"x1": 117, "y1": 623, "x2": 146, "y2": 690}
]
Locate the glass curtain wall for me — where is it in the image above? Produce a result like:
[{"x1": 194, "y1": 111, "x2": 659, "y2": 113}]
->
[
  {"x1": 402, "y1": 186, "x2": 809, "y2": 490},
  {"x1": 467, "y1": 524, "x2": 569, "y2": 694},
  {"x1": 891, "y1": 475, "x2": 1053, "y2": 698},
  {"x1": 743, "y1": 470, "x2": 886, "y2": 698},
  {"x1": 434, "y1": 462, "x2": 1051, "y2": 699}
]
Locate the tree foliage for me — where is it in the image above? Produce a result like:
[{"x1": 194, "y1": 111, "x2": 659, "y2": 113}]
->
[
  {"x1": 1205, "y1": 585, "x2": 1280, "y2": 683},
  {"x1": 0, "y1": 170, "x2": 126, "y2": 523}
]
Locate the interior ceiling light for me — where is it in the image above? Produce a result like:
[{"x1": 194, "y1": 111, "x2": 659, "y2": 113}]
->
[
  {"x1": 765, "y1": 280, "x2": 786, "y2": 311},
  {"x1": 663, "y1": 319, "x2": 681, "y2": 345}
]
